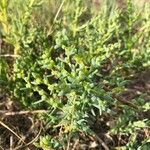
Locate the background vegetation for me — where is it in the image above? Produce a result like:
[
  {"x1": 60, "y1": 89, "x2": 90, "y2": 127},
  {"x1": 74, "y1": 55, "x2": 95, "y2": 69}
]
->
[{"x1": 0, "y1": 0, "x2": 150, "y2": 149}]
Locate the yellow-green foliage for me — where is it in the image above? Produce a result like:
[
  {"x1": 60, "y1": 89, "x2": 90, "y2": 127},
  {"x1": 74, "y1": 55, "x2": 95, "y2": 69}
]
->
[{"x1": 0, "y1": 0, "x2": 150, "y2": 149}]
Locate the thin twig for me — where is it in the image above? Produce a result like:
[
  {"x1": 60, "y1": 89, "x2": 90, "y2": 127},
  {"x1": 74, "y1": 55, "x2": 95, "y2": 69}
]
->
[
  {"x1": 0, "y1": 121, "x2": 26, "y2": 145},
  {"x1": 114, "y1": 95, "x2": 139, "y2": 110},
  {"x1": 0, "y1": 146, "x2": 4, "y2": 150},
  {"x1": 94, "y1": 134, "x2": 110, "y2": 150},
  {"x1": 104, "y1": 133, "x2": 115, "y2": 147},
  {"x1": 13, "y1": 122, "x2": 42, "y2": 150},
  {"x1": 72, "y1": 139, "x2": 79, "y2": 150},
  {"x1": 10, "y1": 136, "x2": 13, "y2": 150},
  {"x1": 66, "y1": 132, "x2": 71, "y2": 150},
  {"x1": 0, "y1": 110, "x2": 49, "y2": 116}
]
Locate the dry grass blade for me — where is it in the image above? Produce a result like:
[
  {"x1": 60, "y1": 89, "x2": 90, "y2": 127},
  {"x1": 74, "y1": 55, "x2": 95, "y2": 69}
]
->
[
  {"x1": 72, "y1": 139, "x2": 79, "y2": 150},
  {"x1": 0, "y1": 110, "x2": 49, "y2": 116},
  {"x1": 94, "y1": 134, "x2": 110, "y2": 150},
  {"x1": 53, "y1": 0, "x2": 65, "y2": 23},
  {"x1": 0, "y1": 54, "x2": 19, "y2": 58},
  {"x1": 10, "y1": 136, "x2": 13, "y2": 150},
  {"x1": 48, "y1": 0, "x2": 65, "y2": 35},
  {"x1": 13, "y1": 121, "x2": 42, "y2": 150},
  {"x1": 0, "y1": 121, "x2": 26, "y2": 145},
  {"x1": 0, "y1": 146, "x2": 4, "y2": 150}
]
